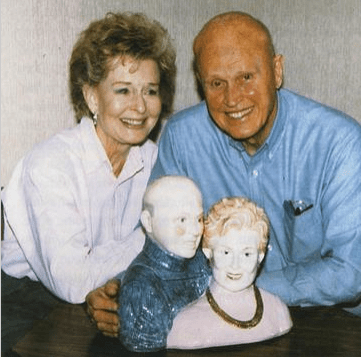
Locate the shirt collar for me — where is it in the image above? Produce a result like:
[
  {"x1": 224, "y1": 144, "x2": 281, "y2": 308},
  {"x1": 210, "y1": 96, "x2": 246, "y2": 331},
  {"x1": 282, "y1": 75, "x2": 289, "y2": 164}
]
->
[
  {"x1": 79, "y1": 117, "x2": 144, "y2": 181},
  {"x1": 79, "y1": 117, "x2": 111, "y2": 173}
]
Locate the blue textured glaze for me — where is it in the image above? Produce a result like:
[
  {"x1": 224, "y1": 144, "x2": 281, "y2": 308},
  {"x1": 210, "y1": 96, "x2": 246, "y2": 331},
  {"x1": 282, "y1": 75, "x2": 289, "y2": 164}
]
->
[{"x1": 117, "y1": 236, "x2": 211, "y2": 352}]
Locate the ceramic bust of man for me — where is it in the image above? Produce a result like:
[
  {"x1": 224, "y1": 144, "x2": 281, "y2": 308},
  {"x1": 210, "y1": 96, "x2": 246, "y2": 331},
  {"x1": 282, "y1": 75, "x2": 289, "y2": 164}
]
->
[
  {"x1": 167, "y1": 197, "x2": 292, "y2": 350},
  {"x1": 116, "y1": 175, "x2": 210, "y2": 352}
]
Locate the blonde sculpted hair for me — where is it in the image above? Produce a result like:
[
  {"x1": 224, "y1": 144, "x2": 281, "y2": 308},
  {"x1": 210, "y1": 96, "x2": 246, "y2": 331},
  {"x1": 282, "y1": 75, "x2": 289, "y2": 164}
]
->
[
  {"x1": 69, "y1": 12, "x2": 176, "y2": 122},
  {"x1": 203, "y1": 197, "x2": 269, "y2": 252}
]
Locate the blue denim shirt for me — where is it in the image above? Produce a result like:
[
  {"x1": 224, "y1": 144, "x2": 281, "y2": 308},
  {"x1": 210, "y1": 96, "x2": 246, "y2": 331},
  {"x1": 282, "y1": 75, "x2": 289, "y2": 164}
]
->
[
  {"x1": 150, "y1": 89, "x2": 361, "y2": 309},
  {"x1": 117, "y1": 237, "x2": 211, "y2": 352}
]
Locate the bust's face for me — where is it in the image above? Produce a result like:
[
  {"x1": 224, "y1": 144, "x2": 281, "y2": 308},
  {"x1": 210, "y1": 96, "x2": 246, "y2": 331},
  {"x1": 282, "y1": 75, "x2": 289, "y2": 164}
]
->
[
  {"x1": 150, "y1": 187, "x2": 204, "y2": 259},
  {"x1": 208, "y1": 227, "x2": 263, "y2": 292}
]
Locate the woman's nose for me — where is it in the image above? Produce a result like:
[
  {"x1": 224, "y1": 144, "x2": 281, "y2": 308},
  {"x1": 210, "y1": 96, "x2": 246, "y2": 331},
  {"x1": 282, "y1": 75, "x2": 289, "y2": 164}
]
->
[
  {"x1": 231, "y1": 254, "x2": 241, "y2": 269},
  {"x1": 132, "y1": 92, "x2": 146, "y2": 113}
]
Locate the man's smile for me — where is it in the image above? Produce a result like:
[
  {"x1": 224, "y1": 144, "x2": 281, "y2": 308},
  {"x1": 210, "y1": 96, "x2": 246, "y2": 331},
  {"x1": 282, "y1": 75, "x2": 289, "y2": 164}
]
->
[{"x1": 226, "y1": 106, "x2": 253, "y2": 120}]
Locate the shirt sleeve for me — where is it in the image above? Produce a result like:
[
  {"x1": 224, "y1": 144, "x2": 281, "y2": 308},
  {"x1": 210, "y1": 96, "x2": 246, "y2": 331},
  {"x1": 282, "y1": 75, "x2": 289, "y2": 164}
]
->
[
  {"x1": 257, "y1": 132, "x2": 361, "y2": 308},
  {"x1": 118, "y1": 271, "x2": 172, "y2": 352},
  {"x1": 149, "y1": 122, "x2": 186, "y2": 182},
  {"x1": 2, "y1": 158, "x2": 145, "y2": 304}
]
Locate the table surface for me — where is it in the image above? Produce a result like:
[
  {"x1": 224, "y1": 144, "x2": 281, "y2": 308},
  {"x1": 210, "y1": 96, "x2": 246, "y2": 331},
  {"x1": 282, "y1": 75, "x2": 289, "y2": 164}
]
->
[{"x1": 13, "y1": 303, "x2": 361, "y2": 357}]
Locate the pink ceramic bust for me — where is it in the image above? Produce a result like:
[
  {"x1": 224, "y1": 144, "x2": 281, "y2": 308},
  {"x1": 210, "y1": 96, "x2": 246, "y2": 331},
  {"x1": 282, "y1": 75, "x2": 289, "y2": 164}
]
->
[{"x1": 167, "y1": 197, "x2": 292, "y2": 349}]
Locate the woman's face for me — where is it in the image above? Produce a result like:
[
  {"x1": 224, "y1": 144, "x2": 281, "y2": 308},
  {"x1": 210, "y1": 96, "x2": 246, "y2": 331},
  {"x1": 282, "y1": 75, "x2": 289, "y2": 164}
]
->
[
  {"x1": 206, "y1": 227, "x2": 264, "y2": 292},
  {"x1": 85, "y1": 57, "x2": 162, "y2": 156}
]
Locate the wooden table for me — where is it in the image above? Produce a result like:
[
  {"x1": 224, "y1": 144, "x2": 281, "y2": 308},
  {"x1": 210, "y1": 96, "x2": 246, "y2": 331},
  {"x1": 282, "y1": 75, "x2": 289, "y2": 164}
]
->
[{"x1": 13, "y1": 303, "x2": 361, "y2": 357}]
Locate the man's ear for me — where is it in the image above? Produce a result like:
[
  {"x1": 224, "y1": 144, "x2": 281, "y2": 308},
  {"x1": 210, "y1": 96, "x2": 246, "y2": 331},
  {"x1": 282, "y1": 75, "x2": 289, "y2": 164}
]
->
[
  {"x1": 140, "y1": 210, "x2": 152, "y2": 234},
  {"x1": 82, "y1": 84, "x2": 98, "y2": 115},
  {"x1": 273, "y1": 54, "x2": 284, "y2": 89},
  {"x1": 202, "y1": 247, "x2": 212, "y2": 260}
]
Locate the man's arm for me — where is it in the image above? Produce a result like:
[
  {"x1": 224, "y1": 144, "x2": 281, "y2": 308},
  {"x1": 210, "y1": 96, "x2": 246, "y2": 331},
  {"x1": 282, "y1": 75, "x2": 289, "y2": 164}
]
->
[{"x1": 258, "y1": 131, "x2": 361, "y2": 308}]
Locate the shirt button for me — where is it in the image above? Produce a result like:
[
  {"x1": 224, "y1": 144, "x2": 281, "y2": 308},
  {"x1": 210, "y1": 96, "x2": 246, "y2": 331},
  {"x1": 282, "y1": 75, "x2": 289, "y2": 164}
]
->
[
  {"x1": 268, "y1": 244, "x2": 273, "y2": 251},
  {"x1": 252, "y1": 170, "x2": 259, "y2": 177}
]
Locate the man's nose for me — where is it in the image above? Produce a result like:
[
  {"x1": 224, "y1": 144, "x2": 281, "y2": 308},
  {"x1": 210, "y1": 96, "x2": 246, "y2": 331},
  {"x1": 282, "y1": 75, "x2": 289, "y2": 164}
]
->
[
  {"x1": 224, "y1": 83, "x2": 242, "y2": 107},
  {"x1": 189, "y1": 219, "x2": 202, "y2": 236}
]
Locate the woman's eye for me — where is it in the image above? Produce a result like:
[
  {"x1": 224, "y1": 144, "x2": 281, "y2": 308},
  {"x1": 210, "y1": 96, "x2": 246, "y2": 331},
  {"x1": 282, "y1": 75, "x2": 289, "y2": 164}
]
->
[
  {"x1": 244, "y1": 251, "x2": 255, "y2": 257},
  {"x1": 115, "y1": 88, "x2": 129, "y2": 95},
  {"x1": 147, "y1": 88, "x2": 159, "y2": 96}
]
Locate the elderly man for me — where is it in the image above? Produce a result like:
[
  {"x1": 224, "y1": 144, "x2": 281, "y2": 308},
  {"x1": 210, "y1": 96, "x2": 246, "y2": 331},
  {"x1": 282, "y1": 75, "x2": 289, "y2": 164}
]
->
[{"x1": 88, "y1": 11, "x2": 361, "y2": 336}]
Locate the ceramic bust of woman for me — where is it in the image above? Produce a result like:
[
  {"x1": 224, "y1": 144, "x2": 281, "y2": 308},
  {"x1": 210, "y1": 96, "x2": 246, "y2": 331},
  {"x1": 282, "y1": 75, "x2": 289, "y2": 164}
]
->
[{"x1": 167, "y1": 196, "x2": 292, "y2": 349}]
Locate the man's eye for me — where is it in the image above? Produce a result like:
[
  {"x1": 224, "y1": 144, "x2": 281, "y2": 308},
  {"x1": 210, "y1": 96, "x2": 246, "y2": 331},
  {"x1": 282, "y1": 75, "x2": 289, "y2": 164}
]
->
[
  {"x1": 243, "y1": 73, "x2": 253, "y2": 81},
  {"x1": 211, "y1": 80, "x2": 223, "y2": 88},
  {"x1": 223, "y1": 250, "x2": 229, "y2": 255}
]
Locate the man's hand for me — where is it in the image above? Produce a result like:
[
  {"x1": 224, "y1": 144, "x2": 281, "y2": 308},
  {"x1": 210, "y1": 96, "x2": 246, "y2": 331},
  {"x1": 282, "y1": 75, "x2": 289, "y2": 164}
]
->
[{"x1": 86, "y1": 279, "x2": 121, "y2": 337}]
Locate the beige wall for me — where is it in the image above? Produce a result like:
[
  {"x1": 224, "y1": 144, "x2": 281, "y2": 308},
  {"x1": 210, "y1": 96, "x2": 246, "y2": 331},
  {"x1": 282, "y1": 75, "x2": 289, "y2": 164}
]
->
[{"x1": 1, "y1": 0, "x2": 361, "y2": 185}]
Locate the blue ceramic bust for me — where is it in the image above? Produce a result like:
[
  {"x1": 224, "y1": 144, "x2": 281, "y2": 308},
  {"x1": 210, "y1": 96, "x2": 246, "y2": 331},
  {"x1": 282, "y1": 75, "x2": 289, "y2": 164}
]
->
[{"x1": 116, "y1": 176, "x2": 211, "y2": 352}]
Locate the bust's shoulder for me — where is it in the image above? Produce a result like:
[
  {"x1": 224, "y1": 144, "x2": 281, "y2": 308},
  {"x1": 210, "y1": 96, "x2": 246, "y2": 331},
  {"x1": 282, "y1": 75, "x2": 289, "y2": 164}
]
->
[
  {"x1": 259, "y1": 288, "x2": 288, "y2": 310},
  {"x1": 259, "y1": 288, "x2": 293, "y2": 331}
]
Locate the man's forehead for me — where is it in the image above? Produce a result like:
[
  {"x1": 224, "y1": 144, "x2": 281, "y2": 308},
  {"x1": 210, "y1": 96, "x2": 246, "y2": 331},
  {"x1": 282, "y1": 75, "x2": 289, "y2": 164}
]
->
[{"x1": 196, "y1": 17, "x2": 270, "y2": 60}]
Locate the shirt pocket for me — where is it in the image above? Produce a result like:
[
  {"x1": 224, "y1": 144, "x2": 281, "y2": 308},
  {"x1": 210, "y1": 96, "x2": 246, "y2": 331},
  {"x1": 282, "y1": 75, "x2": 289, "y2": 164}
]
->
[{"x1": 283, "y1": 200, "x2": 323, "y2": 262}]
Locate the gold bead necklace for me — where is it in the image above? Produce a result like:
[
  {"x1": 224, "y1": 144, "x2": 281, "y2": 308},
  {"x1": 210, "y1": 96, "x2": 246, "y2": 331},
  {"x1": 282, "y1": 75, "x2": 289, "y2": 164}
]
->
[{"x1": 206, "y1": 285, "x2": 263, "y2": 329}]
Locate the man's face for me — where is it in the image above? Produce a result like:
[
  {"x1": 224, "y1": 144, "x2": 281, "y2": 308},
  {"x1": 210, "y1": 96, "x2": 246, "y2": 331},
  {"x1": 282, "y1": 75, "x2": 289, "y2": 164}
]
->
[
  {"x1": 150, "y1": 190, "x2": 204, "y2": 259},
  {"x1": 198, "y1": 27, "x2": 283, "y2": 153},
  {"x1": 207, "y1": 228, "x2": 263, "y2": 292}
]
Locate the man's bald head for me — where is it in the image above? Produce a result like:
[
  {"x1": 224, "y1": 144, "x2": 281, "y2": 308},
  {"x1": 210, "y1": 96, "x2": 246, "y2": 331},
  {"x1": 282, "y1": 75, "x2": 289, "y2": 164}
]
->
[{"x1": 193, "y1": 12, "x2": 275, "y2": 75}]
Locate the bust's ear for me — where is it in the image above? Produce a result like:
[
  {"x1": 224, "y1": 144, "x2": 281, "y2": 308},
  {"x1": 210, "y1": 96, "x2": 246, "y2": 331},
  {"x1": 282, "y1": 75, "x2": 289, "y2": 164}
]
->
[
  {"x1": 140, "y1": 210, "x2": 152, "y2": 234},
  {"x1": 258, "y1": 252, "x2": 265, "y2": 265},
  {"x1": 202, "y1": 247, "x2": 212, "y2": 260}
]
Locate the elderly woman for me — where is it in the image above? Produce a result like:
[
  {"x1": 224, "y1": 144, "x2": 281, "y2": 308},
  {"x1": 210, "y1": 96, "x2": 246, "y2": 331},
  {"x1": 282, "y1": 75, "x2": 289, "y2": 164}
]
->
[{"x1": 1, "y1": 12, "x2": 176, "y2": 353}]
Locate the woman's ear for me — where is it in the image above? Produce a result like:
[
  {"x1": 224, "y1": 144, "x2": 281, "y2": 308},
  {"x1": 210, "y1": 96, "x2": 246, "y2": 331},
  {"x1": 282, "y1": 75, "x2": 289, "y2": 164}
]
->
[
  {"x1": 140, "y1": 210, "x2": 153, "y2": 235},
  {"x1": 82, "y1": 84, "x2": 98, "y2": 115},
  {"x1": 202, "y1": 247, "x2": 212, "y2": 260}
]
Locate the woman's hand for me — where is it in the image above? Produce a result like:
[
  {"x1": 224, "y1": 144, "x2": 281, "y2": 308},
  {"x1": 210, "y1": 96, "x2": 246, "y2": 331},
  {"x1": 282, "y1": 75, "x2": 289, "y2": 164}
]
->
[{"x1": 86, "y1": 279, "x2": 121, "y2": 337}]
